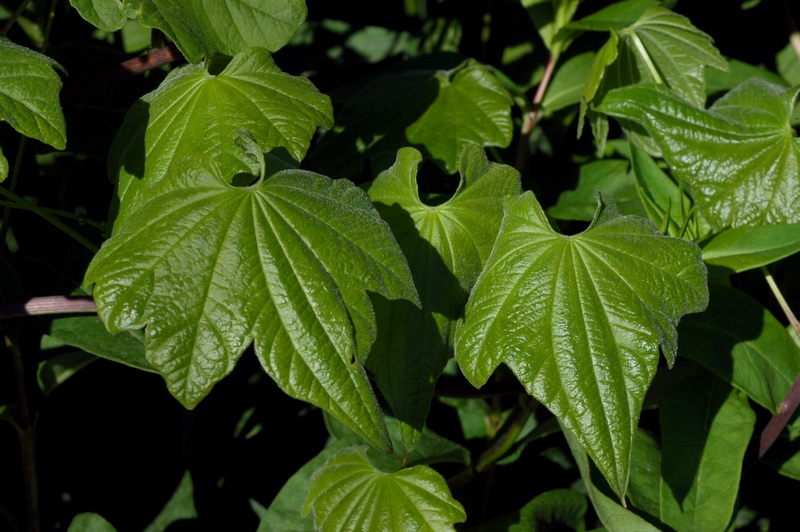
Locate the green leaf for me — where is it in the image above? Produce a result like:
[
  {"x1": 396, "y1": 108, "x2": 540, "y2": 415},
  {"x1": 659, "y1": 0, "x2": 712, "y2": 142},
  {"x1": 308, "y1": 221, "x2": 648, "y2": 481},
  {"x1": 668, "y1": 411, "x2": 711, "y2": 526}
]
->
[
  {"x1": 127, "y1": 0, "x2": 307, "y2": 62},
  {"x1": 0, "y1": 36, "x2": 66, "y2": 150},
  {"x1": 657, "y1": 374, "x2": 755, "y2": 531},
  {"x1": 365, "y1": 145, "x2": 520, "y2": 452},
  {"x1": 522, "y1": 0, "x2": 580, "y2": 54},
  {"x1": 597, "y1": 80, "x2": 800, "y2": 229},
  {"x1": 0, "y1": 146, "x2": 7, "y2": 182},
  {"x1": 258, "y1": 436, "x2": 363, "y2": 532},
  {"x1": 110, "y1": 47, "x2": 332, "y2": 229},
  {"x1": 67, "y1": 513, "x2": 117, "y2": 532},
  {"x1": 86, "y1": 152, "x2": 418, "y2": 450},
  {"x1": 625, "y1": 429, "x2": 662, "y2": 521},
  {"x1": 568, "y1": 0, "x2": 660, "y2": 31},
  {"x1": 510, "y1": 489, "x2": 587, "y2": 532},
  {"x1": 701, "y1": 224, "x2": 800, "y2": 273},
  {"x1": 70, "y1": 0, "x2": 127, "y2": 32},
  {"x1": 548, "y1": 159, "x2": 645, "y2": 221},
  {"x1": 46, "y1": 316, "x2": 154, "y2": 372},
  {"x1": 302, "y1": 446, "x2": 466, "y2": 531},
  {"x1": 143, "y1": 471, "x2": 197, "y2": 532},
  {"x1": 37, "y1": 351, "x2": 97, "y2": 396},
  {"x1": 455, "y1": 191, "x2": 708, "y2": 498},
  {"x1": 542, "y1": 51, "x2": 596, "y2": 114},
  {"x1": 706, "y1": 58, "x2": 788, "y2": 97},
  {"x1": 677, "y1": 285, "x2": 800, "y2": 413},
  {"x1": 777, "y1": 42, "x2": 800, "y2": 86},
  {"x1": 311, "y1": 59, "x2": 512, "y2": 177},
  {"x1": 563, "y1": 427, "x2": 661, "y2": 531}
]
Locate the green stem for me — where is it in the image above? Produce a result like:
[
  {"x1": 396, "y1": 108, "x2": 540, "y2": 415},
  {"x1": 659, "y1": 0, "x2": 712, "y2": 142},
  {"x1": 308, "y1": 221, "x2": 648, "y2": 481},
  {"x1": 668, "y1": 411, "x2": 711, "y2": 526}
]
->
[
  {"x1": 1, "y1": 0, "x2": 33, "y2": 35},
  {"x1": 6, "y1": 335, "x2": 40, "y2": 532},
  {"x1": 475, "y1": 395, "x2": 537, "y2": 473},
  {"x1": 40, "y1": 0, "x2": 58, "y2": 54},
  {"x1": 761, "y1": 266, "x2": 800, "y2": 338},
  {"x1": 629, "y1": 30, "x2": 663, "y2": 84},
  {"x1": 0, "y1": 137, "x2": 26, "y2": 256},
  {"x1": 0, "y1": 188, "x2": 100, "y2": 254},
  {"x1": 0, "y1": 200, "x2": 106, "y2": 231}
]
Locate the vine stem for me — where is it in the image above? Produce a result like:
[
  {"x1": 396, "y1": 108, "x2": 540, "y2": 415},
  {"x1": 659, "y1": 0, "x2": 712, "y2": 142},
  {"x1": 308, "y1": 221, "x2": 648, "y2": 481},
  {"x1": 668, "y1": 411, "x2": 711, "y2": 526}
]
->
[
  {"x1": 1, "y1": 0, "x2": 33, "y2": 35},
  {"x1": 0, "y1": 187, "x2": 100, "y2": 254},
  {"x1": 0, "y1": 201, "x2": 105, "y2": 231},
  {"x1": 0, "y1": 295, "x2": 96, "y2": 319},
  {"x1": 0, "y1": 137, "x2": 26, "y2": 256},
  {"x1": 6, "y1": 335, "x2": 40, "y2": 532},
  {"x1": 514, "y1": 53, "x2": 557, "y2": 172}
]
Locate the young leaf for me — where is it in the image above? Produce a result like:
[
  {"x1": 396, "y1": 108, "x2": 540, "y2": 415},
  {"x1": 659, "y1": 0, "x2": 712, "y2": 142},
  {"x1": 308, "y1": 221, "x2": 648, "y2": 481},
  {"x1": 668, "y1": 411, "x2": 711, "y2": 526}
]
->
[
  {"x1": 86, "y1": 153, "x2": 418, "y2": 450},
  {"x1": 657, "y1": 374, "x2": 755, "y2": 531},
  {"x1": 678, "y1": 285, "x2": 800, "y2": 413},
  {"x1": 70, "y1": 0, "x2": 127, "y2": 32},
  {"x1": 0, "y1": 36, "x2": 66, "y2": 150},
  {"x1": 455, "y1": 191, "x2": 708, "y2": 498},
  {"x1": 311, "y1": 59, "x2": 512, "y2": 177},
  {"x1": 109, "y1": 47, "x2": 332, "y2": 229},
  {"x1": 127, "y1": 0, "x2": 307, "y2": 62},
  {"x1": 701, "y1": 223, "x2": 800, "y2": 273},
  {"x1": 302, "y1": 446, "x2": 466, "y2": 532},
  {"x1": 365, "y1": 145, "x2": 521, "y2": 452},
  {"x1": 598, "y1": 80, "x2": 800, "y2": 229}
]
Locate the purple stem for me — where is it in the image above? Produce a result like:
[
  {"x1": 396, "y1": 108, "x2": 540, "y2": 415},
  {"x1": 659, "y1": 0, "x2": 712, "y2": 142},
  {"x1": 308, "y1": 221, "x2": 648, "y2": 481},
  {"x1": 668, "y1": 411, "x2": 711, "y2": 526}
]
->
[{"x1": 0, "y1": 296, "x2": 96, "y2": 319}]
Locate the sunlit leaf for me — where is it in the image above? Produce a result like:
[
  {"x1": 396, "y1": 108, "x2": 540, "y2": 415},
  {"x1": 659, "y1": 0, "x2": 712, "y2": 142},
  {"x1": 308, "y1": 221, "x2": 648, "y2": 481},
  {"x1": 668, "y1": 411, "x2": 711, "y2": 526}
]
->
[
  {"x1": 598, "y1": 80, "x2": 800, "y2": 228},
  {"x1": 109, "y1": 47, "x2": 332, "y2": 228},
  {"x1": 126, "y1": 0, "x2": 307, "y2": 62},
  {"x1": 311, "y1": 59, "x2": 512, "y2": 177},
  {"x1": 365, "y1": 145, "x2": 520, "y2": 452},
  {"x1": 302, "y1": 446, "x2": 466, "y2": 531},
  {"x1": 86, "y1": 152, "x2": 418, "y2": 450},
  {"x1": 455, "y1": 191, "x2": 708, "y2": 498},
  {"x1": 0, "y1": 36, "x2": 66, "y2": 150}
]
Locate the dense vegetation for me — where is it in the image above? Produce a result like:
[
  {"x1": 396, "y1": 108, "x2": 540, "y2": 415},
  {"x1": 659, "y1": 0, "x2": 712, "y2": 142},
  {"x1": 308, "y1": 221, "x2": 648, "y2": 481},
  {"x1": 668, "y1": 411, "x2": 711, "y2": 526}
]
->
[{"x1": 2, "y1": 0, "x2": 800, "y2": 530}]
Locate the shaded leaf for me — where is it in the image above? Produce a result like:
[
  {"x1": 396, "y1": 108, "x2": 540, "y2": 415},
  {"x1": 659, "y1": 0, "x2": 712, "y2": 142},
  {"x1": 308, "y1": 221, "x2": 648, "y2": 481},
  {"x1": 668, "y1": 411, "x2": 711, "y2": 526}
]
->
[
  {"x1": 455, "y1": 191, "x2": 708, "y2": 498},
  {"x1": 143, "y1": 471, "x2": 197, "y2": 532},
  {"x1": 302, "y1": 446, "x2": 466, "y2": 531},
  {"x1": 777, "y1": 42, "x2": 800, "y2": 86},
  {"x1": 365, "y1": 145, "x2": 520, "y2": 452},
  {"x1": 701, "y1": 223, "x2": 800, "y2": 273},
  {"x1": 110, "y1": 47, "x2": 332, "y2": 229},
  {"x1": 127, "y1": 0, "x2": 307, "y2": 62},
  {"x1": 706, "y1": 58, "x2": 788, "y2": 97},
  {"x1": 0, "y1": 36, "x2": 66, "y2": 150},
  {"x1": 510, "y1": 489, "x2": 587, "y2": 532},
  {"x1": 37, "y1": 351, "x2": 97, "y2": 396},
  {"x1": 542, "y1": 51, "x2": 596, "y2": 114},
  {"x1": 46, "y1": 316, "x2": 154, "y2": 372},
  {"x1": 658, "y1": 374, "x2": 755, "y2": 531},
  {"x1": 312, "y1": 59, "x2": 512, "y2": 177},
  {"x1": 568, "y1": 0, "x2": 660, "y2": 31},
  {"x1": 678, "y1": 284, "x2": 800, "y2": 413},
  {"x1": 86, "y1": 152, "x2": 418, "y2": 450},
  {"x1": 598, "y1": 80, "x2": 800, "y2": 228},
  {"x1": 522, "y1": 0, "x2": 580, "y2": 54},
  {"x1": 70, "y1": 0, "x2": 127, "y2": 32},
  {"x1": 0, "y1": 146, "x2": 7, "y2": 182},
  {"x1": 67, "y1": 513, "x2": 116, "y2": 532}
]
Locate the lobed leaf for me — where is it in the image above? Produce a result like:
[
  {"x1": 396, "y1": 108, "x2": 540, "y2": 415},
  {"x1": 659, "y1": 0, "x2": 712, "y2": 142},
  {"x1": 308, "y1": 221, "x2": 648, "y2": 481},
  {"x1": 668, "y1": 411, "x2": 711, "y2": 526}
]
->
[
  {"x1": 455, "y1": 191, "x2": 708, "y2": 498},
  {"x1": 126, "y1": 0, "x2": 307, "y2": 62},
  {"x1": 302, "y1": 446, "x2": 466, "y2": 532},
  {"x1": 0, "y1": 36, "x2": 66, "y2": 150},
  {"x1": 597, "y1": 80, "x2": 800, "y2": 229},
  {"x1": 311, "y1": 59, "x2": 512, "y2": 177},
  {"x1": 86, "y1": 153, "x2": 418, "y2": 450},
  {"x1": 109, "y1": 47, "x2": 332, "y2": 229},
  {"x1": 365, "y1": 145, "x2": 520, "y2": 452}
]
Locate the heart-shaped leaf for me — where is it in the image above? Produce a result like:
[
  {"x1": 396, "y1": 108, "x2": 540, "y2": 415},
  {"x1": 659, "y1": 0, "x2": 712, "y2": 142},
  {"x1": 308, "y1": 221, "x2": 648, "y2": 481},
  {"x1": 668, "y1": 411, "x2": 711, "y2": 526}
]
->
[
  {"x1": 455, "y1": 191, "x2": 708, "y2": 498},
  {"x1": 86, "y1": 152, "x2": 418, "y2": 450},
  {"x1": 127, "y1": 0, "x2": 307, "y2": 62},
  {"x1": 302, "y1": 446, "x2": 466, "y2": 531},
  {"x1": 109, "y1": 47, "x2": 332, "y2": 229},
  {"x1": 364, "y1": 145, "x2": 521, "y2": 452},
  {"x1": 597, "y1": 79, "x2": 800, "y2": 229},
  {"x1": 0, "y1": 36, "x2": 66, "y2": 150}
]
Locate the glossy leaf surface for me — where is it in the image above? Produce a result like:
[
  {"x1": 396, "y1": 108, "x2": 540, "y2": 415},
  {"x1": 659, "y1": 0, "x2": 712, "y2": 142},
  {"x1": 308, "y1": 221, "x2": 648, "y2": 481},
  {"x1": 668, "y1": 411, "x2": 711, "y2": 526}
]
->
[
  {"x1": 86, "y1": 153, "x2": 418, "y2": 450},
  {"x1": 110, "y1": 47, "x2": 332, "y2": 228},
  {"x1": 455, "y1": 191, "x2": 708, "y2": 498},
  {"x1": 70, "y1": 0, "x2": 127, "y2": 32},
  {"x1": 312, "y1": 60, "x2": 512, "y2": 177},
  {"x1": 302, "y1": 446, "x2": 466, "y2": 531},
  {"x1": 127, "y1": 0, "x2": 307, "y2": 62},
  {"x1": 678, "y1": 285, "x2": 800, "y2": 413},
  {"x1": 0, "y1": 36, "x2": 66, "y2": 150},
  {"x1": 598, "y1": 80, "x2": 800, "y2": 228},
  {"x1": 365, "y1": 145, "x2": 520, "y2": 452},
  {"x1": 701, "y1": 223, "x2": 800, "y2": 273}
]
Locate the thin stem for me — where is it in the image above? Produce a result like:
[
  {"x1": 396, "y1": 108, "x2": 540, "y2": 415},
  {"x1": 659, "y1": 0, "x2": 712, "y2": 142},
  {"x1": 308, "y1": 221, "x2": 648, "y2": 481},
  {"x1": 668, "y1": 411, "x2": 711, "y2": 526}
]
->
[
  {"x1": 6, "y1": 335, "x2": 40, "y2": 532},
  {"x1": 475, "y1": 395, "x2": 537, "y2": 472},
  {"x1": 0, "y1": 200, "x2": 106, "y2": 231},
  {"x1": 0, "y1": 187, "x2": 100, "y2": 253},
  {"x1": 0, "y1": 295, "x2": 96, "y2": 320},
  {"x1": 762, "y1": 266, "x2": 800, "y2": 338},
  {"x1": 514, "y1": 53, "x2": 557, "y2": 172},
  {"x1": 629, "y1": 30, "x2": 663, "y2": 84},
  {"x1": 39, "y1": 0, "x2": 58, "y2": 54},
  {"x1": 780, "y1": 0, "x2": 800, "y2": 61},
  {"x1": 0, "y1": 137, "x2": 26, "y2": 256},
  {"x1": 1, "y1": 0, "x2": 33, "y2": 35}
]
